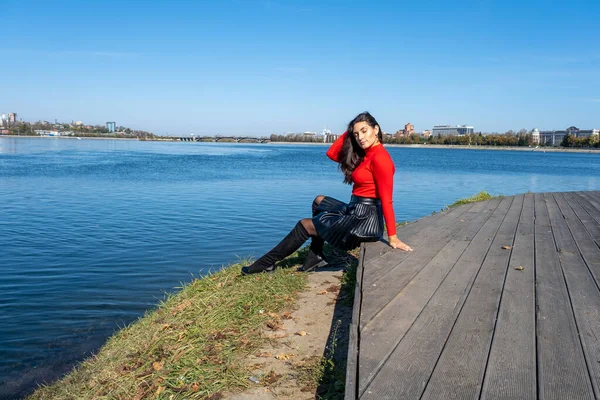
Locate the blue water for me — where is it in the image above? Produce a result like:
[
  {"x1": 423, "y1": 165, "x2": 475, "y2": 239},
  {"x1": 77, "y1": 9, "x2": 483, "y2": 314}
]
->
[{"x1": 1, "y1": 137, "x2": 599, "y2": 398}]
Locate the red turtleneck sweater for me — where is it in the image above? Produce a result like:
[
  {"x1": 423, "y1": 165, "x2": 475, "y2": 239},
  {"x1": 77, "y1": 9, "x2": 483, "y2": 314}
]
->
[{"x1": 326, "y1": 132, "x2": 397, "y2": 236}]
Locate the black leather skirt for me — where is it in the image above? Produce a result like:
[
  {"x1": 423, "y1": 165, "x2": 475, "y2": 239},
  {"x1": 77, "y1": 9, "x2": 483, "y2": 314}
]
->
[{"x1": 312, "y1": 195, "x2": 384, "y2": 250}]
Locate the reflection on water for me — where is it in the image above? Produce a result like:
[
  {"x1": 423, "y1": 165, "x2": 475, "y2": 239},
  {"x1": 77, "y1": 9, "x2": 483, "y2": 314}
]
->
[{"x1": 1, "y1": 137, "x2": 600, "y2": 398}]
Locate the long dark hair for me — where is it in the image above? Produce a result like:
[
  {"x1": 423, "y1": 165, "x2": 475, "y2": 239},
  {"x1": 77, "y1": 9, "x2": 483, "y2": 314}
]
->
[{"x1": 338, "y1": 112, "x2": 383, "y2": 184}]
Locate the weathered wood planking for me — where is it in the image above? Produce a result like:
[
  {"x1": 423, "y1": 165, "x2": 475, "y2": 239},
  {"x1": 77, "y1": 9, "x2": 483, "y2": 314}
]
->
[
  {"x1": 481, "y1": 192, "x2": 536, "y2": 400},
  {"x1": 532, "y1": 193, "x2": 593, "y2": 399},
  {"x1": 358, "y1": 198, "x2": 502, "y2": 394},
  {"x1": 566, "y1": 192, "x2": 600, "y2": 249},
  {"x1": 551, "y1": 193, "x2": 600, "y2": 397},
  {"x1": 363, "y1": 202, "x2": 478, "y2": 284},
  {"x1": 360, "y1": 200, "x2": 499, "y2": 330},
  {"x1": 349, "y1": 191, "x2": 600, "y2": 400},
  {"x1": 361, "y1": 197, "x2": 513, "y2": 399},
  {"x1": 420, "y1": 194, "x2": 524, "y2": 400}
]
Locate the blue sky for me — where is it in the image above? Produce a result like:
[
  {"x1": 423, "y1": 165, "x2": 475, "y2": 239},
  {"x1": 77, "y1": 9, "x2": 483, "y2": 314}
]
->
[{"x1": 1, "y1": 0, "x2": 599, "y2": 136}]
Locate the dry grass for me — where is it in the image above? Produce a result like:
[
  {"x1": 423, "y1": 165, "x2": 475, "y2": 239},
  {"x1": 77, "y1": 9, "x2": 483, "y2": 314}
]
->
[{"x1": 27, "y1": 257, "x2": 308, "y2": 400}]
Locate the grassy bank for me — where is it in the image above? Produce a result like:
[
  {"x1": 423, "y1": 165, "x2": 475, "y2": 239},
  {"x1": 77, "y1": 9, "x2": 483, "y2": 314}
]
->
[
  {"x1": 28, "y1": 257, "x2": 309, "y2": 399},
  {"x1": 448, "y1": 191, "x2": 497, "y2": 208}
]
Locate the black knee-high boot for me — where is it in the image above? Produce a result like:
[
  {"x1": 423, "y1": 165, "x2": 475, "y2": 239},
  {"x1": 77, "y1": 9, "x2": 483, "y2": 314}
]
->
[
  {"x1": 241, "y1": 221, "x2": 310, "y2": 275},
  {"x1": 297, "y1": 200, "x2": 328, "y2": 272},
  {"x1": 309, "y1": 198, "x2": 325, "y2": 256}
]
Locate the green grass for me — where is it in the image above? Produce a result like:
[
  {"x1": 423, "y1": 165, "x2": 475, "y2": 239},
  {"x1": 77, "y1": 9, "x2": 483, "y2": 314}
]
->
[
  {"x1": 27, "y1": 256, "x2": 309, "y2": 400},
  {"x1": 448, "y1": 191, "x2": 497, "y2": 208}
]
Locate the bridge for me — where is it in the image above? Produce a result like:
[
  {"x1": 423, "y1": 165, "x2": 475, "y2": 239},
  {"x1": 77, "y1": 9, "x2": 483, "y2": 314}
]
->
[{"x1": 177, "y1": 136, "x2": 271, "y2": 143}]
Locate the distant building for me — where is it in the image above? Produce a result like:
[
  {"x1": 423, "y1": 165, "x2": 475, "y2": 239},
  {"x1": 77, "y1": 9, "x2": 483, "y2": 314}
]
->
[
  {"x1": 421, "y1": 130, "x2": 432, "y2": 139},
  {"x1": 539, "y1": 126, "x2": 599, "y2": 146},
  {"x1": 75, "y1": 121, "x2": 84, "y2": 126},
  {"x1": 432, "y1": 125, "x2": 474, "y2": 136},
  {"x1": 531, "y1": 128, "x2": 540, "y2": 144},
  {"x1": 395, "y1": 122, "x2": 415, "y2": 139},
  {"x1": 324, "y1": 133, "x2": 341, "y2": 143},
  {"x1": 8, "y1": 113, "x2": 17, "y2": 125},
  {"x1": 0, "y1": 127, "x2": 8, "y2": 134},
  {"x1": 106, "y1": 121, "x2": 116, "y2": 133},
  {"x1": 35, "y1": 130, "x2": 62, "y2": 136}
]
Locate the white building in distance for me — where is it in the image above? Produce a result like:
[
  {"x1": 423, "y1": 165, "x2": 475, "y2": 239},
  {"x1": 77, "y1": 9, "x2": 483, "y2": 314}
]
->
[
  {"x1": 539, "y1": 126, "x2": 599, "y2": 146},
  {"x1": 432, "y1": 125, "x2": 474, "y2": 136}
]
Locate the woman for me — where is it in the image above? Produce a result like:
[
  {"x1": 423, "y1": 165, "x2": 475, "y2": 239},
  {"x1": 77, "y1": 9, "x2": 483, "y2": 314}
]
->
[{"x1": 241, "y1": 111, "x2": 412, "y2": 275}]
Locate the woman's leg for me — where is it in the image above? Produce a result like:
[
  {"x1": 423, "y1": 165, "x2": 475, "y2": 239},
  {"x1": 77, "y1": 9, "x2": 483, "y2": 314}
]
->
[
  {"x1": 241, "y1": 218, "x2": 314, "y2": 275},
  {"x1": 309, "y1": 195, "x2": 326, "y2": 256},
  {"x1": 298, "y1": 205, "x2": 329, "y2": 272}
]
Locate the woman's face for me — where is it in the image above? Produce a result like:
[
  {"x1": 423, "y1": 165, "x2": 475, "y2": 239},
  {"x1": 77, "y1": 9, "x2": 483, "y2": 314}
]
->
[{"x1": 352, "y1": 121, "x2": 380, "y2": 150}]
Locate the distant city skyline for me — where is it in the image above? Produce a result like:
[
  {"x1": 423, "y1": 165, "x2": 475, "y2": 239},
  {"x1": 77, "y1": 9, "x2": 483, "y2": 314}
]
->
[{"x1": 1, "y1": 0, "x2": 599, "y2": 136}]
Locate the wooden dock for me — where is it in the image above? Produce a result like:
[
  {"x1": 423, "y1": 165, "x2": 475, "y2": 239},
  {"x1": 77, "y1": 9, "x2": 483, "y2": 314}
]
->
[{"x1": 346, "y1": 191, "x2": 600, "y2": 399}]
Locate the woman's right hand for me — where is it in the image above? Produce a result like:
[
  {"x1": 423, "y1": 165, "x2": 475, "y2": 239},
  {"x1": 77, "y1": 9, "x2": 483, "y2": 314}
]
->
[{"x1": 388, "y1": 235, "x2": 413, "y2": 251}]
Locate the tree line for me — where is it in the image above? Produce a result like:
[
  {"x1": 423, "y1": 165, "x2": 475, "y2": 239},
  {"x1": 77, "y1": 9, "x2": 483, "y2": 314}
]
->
[
  {"x1": 268, "y1": 130, "x2": 600, "y2": 148},
  {"x1": 4, "y1": 121, "x2": 156, "y2": 139}
]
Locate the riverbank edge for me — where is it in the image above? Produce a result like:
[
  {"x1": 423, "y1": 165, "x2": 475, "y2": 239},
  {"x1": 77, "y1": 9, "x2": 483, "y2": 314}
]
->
[
  {"x1": 3, "y1": 135, "x2": 599, "y2": 153},
  {"x1": 25, "y1": 250, "x2": 356, "y2": 400}
]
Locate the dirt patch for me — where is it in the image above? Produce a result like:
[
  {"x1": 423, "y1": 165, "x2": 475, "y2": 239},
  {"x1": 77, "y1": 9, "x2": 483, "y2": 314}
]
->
[{"x1": 224, "y1": 265, "x2": 353, "y2": 400}]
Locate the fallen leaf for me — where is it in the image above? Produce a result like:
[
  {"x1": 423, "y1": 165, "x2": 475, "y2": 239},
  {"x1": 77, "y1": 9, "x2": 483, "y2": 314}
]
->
[
  {"x1": 514, "y1": 265, "x2": 524, "y2": 270},
  {"x1": 155, "y1": 386, "x2": 166, "y2": 396},
  {"x1": 501, "y1": 246, "x2": 511, "y2": 250},
  {"x1": 317, "y1": 290, "x2": 328, "y2": 295},
  {"x1": 296, "y1": 331, "x2": 307, "y2": 336},
  {"x1": 267, "y1": 312, "x2": 280, "y2": 319},
  {"x1": 217, "y1": 282, "x2": 224, "y2": 288},
  {"x1": 266, "y1": 320, "x2": 283, "y2": 330},
  {"x1": 264, "y1": 371, "x2": 281, "y2": 384},
  {"x1": 191, "y1": 382, "x2": 200, "y2": 392},
  {"x1": 281, "y1": 312, "x2": 292, "y2": 320},
  {"x1": 152, "y1": 361, "x2": 164, "y2": 371},
  {"x1": 275, "y1": 353, "x2": 294, "y2": 360}
]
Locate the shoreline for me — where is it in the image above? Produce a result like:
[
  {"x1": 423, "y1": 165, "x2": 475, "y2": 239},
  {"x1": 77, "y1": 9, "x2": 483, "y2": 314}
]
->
[
  {"x1": 0, "y1": 134, "x2": 139, "y2": 141},
  {"x1": 3, "y1": 135, "x2": 599, "y2": 153}
]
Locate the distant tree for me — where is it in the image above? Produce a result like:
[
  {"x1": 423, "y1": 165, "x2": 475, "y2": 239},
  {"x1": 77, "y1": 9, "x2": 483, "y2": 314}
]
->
[{"x1": 561, "y1": 133, "x2": 574, "y2": 147}]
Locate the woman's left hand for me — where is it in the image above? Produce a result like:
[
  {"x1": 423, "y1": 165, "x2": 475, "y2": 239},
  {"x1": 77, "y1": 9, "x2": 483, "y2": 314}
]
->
[{"x1": 389, "y1": 235, "x2": 413, "y2": 251}]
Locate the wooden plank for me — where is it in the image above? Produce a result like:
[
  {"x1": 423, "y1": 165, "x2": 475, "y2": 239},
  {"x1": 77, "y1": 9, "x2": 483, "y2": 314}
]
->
[
  {"x1": 420, "y1": 194, "x2": 524, "y2": 400},
  {"x1": 345, "y1": 243, "x2": 367, "y2": 400},
  {"x1": 359, "y1": 196, "x2": 513, "y2": 400},
  {"x1": 363, "y1": 206, "x2": 461, "y2": 265},
  {"x1": 359, "y1": 199, "x2": 499, "y2": 329},
  {"x1": 552, "y1": 192, "x2": 600, "y2": 396},
  {"x1": 563, "y1": 192, "x2": 600, "y2": 258},
  {"x1": 481, "y1": 192, "x2": 536, "y2": 400},
  {"x1": 357, "y1": 196, "x2": 502, "y2": 394},
  {"x1": 583, "y1": 190, "x2": 600, "y2": 207},
  {"x1": 363, "y1": 202, "x2": 478, "y2": 283},
  {"x1": 577, "y1": 191, "x2": 600, "y2": 216},
  {"x1": 570, "y1": 192, "x2": 600, "y2": 246},
  {"x1": 534, "y1": 193, "x2": 594, "y2": 400}
]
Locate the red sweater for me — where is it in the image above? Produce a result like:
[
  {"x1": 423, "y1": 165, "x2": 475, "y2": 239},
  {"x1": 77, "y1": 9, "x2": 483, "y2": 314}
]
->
[{"x1": 326, "y1": 132, "x2": 397, "y2": 236}]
